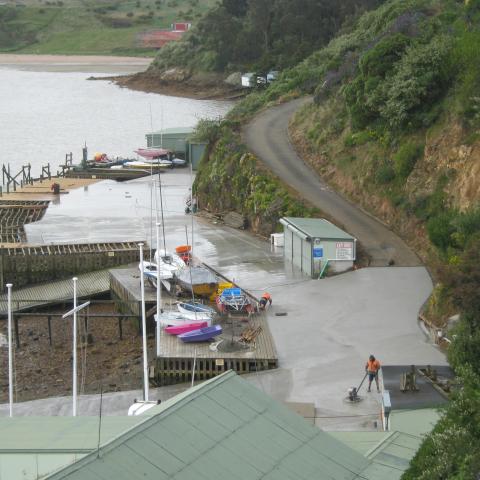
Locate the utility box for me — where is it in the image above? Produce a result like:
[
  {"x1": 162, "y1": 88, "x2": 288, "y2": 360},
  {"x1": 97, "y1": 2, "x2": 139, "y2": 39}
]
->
[{"x1": 280, "y1": 217, "x2": 356, "y2": 278}]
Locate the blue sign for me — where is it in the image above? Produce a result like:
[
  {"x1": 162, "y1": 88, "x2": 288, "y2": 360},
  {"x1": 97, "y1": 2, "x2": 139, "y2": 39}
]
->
[{"x1": 313, "y1": 247, "x2": 323, "y2": 258}]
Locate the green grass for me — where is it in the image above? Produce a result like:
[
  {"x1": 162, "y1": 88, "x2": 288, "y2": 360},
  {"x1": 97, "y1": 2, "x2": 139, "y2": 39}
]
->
[{"x1": 0, "y1": 0, "x2": 216, "y2": 56}]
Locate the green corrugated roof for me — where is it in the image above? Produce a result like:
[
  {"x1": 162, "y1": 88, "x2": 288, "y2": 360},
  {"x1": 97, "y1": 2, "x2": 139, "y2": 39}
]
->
[
  {"x1": 147, "y1": 127, "x2": 194, "y2": 136},
  {"x1": 329, "y1": 432, "x2": 390, "y2": 456},
  {"x1": 0, "y1": 417, "x2": 141, "y2": 453},
  {"x1": 282, "y1": 217, "x2": 355, "y2": 240},
  {"x1": 45, "y1": 371, "x2": 371, "y2": 480}
]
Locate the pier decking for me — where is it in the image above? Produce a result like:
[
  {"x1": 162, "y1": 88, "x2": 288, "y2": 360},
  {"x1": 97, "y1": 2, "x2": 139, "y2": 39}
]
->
[
  {"x1": 0, "y1": 268, "x2": 110, "y2": 314},
  {"x1": 155, "y1": 312, "x2": 278, "y2": 386},
  {"x1": 109, "y1": 267, "x2": 278, "y2": 386}
]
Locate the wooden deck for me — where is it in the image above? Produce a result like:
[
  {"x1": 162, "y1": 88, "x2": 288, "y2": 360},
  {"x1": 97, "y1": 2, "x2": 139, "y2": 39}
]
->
[
  {"x1": 109, "y1": 266, "x2": 279, "y2": 385},
  {"x1": 0, "y1": 269, "x2": 110, "y2": 314},
  {"x1": 154, "y1": 312, "x2": 278, "y2": 385}
]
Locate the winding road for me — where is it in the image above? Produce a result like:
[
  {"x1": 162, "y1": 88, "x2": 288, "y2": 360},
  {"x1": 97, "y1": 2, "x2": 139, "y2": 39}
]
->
[{"x1": 244, "y1": 98, "x2": 420, "y2": 267}]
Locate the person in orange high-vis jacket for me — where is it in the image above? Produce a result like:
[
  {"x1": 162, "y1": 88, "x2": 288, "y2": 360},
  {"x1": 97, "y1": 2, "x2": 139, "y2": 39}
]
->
[
  {"x1": 259, "y1": 293, "x2": 272, "y2": 310},
  {"x1": 365, "y1": 355, "x2": 381, "y2": 393}
]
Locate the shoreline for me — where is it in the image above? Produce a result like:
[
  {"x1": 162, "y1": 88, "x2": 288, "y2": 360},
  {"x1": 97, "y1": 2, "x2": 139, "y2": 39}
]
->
[{"x1": 0, "y1": 54, "x2": 152, "y2": 66}]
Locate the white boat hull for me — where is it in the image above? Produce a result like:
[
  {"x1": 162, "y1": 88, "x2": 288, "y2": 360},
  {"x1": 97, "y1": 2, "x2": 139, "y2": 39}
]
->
[{"x1": 155, "y1": 312, "x2": 212, "y2": 327}]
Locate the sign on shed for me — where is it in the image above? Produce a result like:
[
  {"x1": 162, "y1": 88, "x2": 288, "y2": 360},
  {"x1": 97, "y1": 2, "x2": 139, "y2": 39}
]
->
[{"x1": 336, "y1": 242, "x2": 353, "y2": 260}]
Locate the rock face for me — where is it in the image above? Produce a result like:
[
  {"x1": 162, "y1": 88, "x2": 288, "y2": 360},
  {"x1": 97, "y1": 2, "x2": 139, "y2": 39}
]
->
[
  {"x1": 224, "y1": 72, "x2": 242, "y2": 86},
  {"x1": 405, "y1": 120, "x2": 480, "y2": 210},
  {"x1": 159, "y1": 68, "x2": 190, "y2": 82}
]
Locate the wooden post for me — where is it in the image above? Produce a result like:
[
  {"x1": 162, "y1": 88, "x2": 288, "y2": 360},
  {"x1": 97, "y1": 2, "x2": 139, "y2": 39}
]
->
[
  {"x1": 47, "y1": 315, "x2": 52, "y2": 346},
  {"x1": 14, "y1": 314, "x2": 20, "y2": 349},
  {"x1": 118, "y1": 317, "x2": 123, "y2": 340}
]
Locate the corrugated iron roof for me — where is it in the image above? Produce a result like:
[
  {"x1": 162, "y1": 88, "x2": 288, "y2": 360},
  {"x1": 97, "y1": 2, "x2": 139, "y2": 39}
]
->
[
  {"x1": 0, "y1": 417, "x2": 141, "y2": 453},
  {"x1": 282, "y1": 217, "x2": 355, "y2": 240},
  {"x1": 46, "y1": 371, "x2": 371, "y2": 479}
]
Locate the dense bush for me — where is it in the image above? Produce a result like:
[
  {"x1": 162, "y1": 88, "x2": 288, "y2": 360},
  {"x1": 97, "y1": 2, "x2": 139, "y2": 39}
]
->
[
  {"x1": 393, "y1": 141, "x2": 423, "y2": 179},
  {"x1": 151, "y1": 0, "x2": 385, "y2": 73}
]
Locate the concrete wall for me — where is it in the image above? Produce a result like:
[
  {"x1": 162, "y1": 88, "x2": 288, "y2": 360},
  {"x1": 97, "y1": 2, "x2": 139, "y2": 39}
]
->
[{"x1": 0, "y1": 243, "x2": 146, "y2": 288}]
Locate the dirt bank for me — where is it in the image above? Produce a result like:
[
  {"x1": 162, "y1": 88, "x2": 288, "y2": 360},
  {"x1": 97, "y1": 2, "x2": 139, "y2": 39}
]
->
[{"x1": 112, "y1": 71, "x2": 246, "y2": 101}]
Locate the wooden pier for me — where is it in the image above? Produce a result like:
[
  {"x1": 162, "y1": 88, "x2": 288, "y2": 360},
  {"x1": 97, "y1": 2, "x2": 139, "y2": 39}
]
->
[{"x1": 154, "y1": 312, "x2": 278, "y2": 386}]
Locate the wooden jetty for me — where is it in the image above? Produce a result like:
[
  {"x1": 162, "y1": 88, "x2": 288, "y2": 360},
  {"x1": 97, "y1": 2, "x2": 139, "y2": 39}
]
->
[
  {"x1": 154, "y1": 312, "x2": 278, "y2": 386},
  {"x1": 0, "y1": 269, "x2": 111, "y2": 314},
  {"x1": 110, "y1": 266, "x2": 279, "y2": 386},
  {"x1": 64, "y1": 167, "x2": 152, "y2": 182}
]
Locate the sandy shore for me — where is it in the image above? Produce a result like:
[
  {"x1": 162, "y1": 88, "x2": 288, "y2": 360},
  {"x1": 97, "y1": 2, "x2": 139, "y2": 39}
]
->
[{"x1": 0, "y1": 54, "x2": 152, "y2": 73}]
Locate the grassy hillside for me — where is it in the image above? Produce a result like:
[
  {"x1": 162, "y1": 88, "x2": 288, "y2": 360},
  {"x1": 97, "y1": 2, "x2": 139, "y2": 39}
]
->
[
  {"x1": 0, "y1": 0, "x2": 216, "y2": 56},
  {"x1": 192, "y1": 1, "x2": 480, "y2": 476}
]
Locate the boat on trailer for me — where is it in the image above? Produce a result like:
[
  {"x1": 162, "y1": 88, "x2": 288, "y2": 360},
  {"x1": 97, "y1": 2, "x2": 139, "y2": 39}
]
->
[
  {"x1": 175, "y1": 266, "x2": 218, "y2": 297},
  {"x1": 178, "y1": 324, "x2": 222, "y2": 343},
  {"x1": 216, "y1": 287, "x2": 254, "y2": 314}
]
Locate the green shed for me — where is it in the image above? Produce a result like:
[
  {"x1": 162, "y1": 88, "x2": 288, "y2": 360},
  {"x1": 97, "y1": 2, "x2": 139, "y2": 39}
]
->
[
  {"x1": 280, "y1": 217, "x2": 357, "y2": 277},
  {"x1": 146, "y1": 127, "x2": 194, "y2": 157}
]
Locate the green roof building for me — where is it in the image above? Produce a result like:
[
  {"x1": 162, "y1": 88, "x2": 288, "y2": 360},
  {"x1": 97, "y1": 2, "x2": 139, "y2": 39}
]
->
[
  {"x1": 145, "y1": 127, "x2": 207, "y2": 169},
  {"x1": 280, "y1": 217, "x2": 357, "y2": 278},
  {"x1": 0, "y1": 372, "x2": 440, "y2": 480}
]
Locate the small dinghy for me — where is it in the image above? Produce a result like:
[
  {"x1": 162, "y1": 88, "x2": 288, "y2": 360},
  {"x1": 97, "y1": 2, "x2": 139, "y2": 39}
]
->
[
  {"x1": 178, "y1": 325, "x2": 222, "y2": 343},
  {"x1": 155, "y1": 311, "x2": 211, "y2": 327},
  {"x1": 165, "y1": 322, "x2": 208, "y2": 335},
  {"x1": 177, "y1": 302, "x2": 216, "y2": 320}
]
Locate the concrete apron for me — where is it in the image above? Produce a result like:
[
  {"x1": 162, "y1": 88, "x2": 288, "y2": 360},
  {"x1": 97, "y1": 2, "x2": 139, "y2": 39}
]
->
[{"x1": 7, "y1": 171, "x2": 446, "y2": 429}]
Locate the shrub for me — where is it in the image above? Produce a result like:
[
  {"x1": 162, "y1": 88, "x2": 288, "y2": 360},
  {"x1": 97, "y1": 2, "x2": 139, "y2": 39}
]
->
[
  {"x1": 375, "y1": 162, "x2": 396, "y2": 184},
  {"x1": 427, "y1": 211, "x2": 456, "y2": 250},
  {"x1": 393, "y1": 141, "x2": 423, "y2": 179}
]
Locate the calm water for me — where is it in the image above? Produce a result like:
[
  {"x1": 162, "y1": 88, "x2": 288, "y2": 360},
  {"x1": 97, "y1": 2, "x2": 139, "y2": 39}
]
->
[{"x1": 0, "y1": 66, "x2": 233, "y2": 175}]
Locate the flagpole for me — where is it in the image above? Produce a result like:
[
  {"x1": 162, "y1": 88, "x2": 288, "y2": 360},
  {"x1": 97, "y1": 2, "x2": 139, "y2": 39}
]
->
[
  {"x1": 72, "y1": 277, "x2": 78, "y2": 416},
  {"x1": 6, "y1": 283, "x2": 13, "y2": 417},
  {"x1": 138, "y1": 243, "x2": 149, "y2": 402},
  {"x1": 156, "y1": 223, "x2": 161, "y2": 357}
]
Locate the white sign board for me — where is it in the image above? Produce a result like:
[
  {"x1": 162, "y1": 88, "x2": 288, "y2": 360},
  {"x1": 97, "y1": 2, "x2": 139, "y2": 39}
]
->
[{"x1": 335, "y1": 242, "x2": 353, "y2": 260}]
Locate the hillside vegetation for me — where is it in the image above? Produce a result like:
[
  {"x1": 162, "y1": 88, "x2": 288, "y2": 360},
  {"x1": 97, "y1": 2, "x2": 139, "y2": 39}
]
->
[
  {"x1": 149, "y1": 0, "x2": 385, "y2": 73},
  {"x1": 192, "y1": 0, "x2": 480, "y2": 476},
  {"x1": 0, "y1": 0, "x2": 216, "y2": 55}
]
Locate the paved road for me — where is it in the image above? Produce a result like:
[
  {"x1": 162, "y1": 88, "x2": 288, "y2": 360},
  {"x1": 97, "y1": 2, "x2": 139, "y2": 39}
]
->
[{"x1": 243, "y1": 98, "x2": 420, "y2": 266}]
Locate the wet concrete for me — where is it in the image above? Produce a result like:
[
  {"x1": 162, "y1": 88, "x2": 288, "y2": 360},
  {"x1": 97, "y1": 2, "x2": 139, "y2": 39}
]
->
[{"x1": 7, "y1": 171, "x2": 447, "y2": 429}]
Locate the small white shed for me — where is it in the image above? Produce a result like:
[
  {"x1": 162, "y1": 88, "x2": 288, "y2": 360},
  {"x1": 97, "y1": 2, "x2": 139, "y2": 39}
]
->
[
  {"x1": 280, "y1": 217, "x2": 356, "y2": 277},
  {"x1": 241, "y1": 73, "x2": 256, "y2": 88}
]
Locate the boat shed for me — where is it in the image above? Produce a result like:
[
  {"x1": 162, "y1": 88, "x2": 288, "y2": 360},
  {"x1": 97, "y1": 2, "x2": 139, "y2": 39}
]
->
[
  {"x1": 146, "y1": 127, "x2": 194, "y2": 157},
  {"x1": 146, "y1": 127, "x2": 207, "y2": 169},
  {"x1": 280, "y1": 217, "x2": 356, "y2": 277}
]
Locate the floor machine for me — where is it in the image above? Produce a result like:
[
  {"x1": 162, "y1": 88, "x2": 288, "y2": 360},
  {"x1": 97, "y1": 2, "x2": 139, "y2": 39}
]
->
[{"x1": 345, "y1": 372, "x2": 369, "y2": 403}]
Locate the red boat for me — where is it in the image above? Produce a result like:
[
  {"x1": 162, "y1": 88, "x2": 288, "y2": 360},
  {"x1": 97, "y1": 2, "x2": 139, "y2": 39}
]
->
[
  {"x1": 134, "y1": 148, "x2": 171, "y2": 159},
  {"x1": 165, "y1": 321, "x2": 208, "y2": 335}
]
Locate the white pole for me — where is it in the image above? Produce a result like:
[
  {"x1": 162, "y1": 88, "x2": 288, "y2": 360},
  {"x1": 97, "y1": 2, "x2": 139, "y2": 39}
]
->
[
  {"x1": 72, "y1": 277, "x2": 78, "y2": 417},
  {"x1": 138, "y1": 243, "x2": 149, "y2": 402},
  {"x1": 155, "y1": 223, "x2": 162, "y2": 357},
  {"x1": 6, "y1": 283, "x2": 13, "y2": 418}
]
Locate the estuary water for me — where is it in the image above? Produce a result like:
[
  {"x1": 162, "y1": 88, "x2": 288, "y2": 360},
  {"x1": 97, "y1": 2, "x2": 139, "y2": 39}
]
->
[{"x1": 0, "y1": 59, "x2": 232, "y2": 175}]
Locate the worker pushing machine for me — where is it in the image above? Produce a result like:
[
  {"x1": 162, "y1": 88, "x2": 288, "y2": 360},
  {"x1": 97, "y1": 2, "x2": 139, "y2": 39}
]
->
[
  {"x1": 365, "y1": 354, "x2": 381, "y2": 393},
  {"x1": 259, "y1": 292, "x2": 272, "y2": 310}
]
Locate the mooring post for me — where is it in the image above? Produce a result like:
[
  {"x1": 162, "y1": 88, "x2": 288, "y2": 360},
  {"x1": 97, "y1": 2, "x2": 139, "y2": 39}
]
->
[{"x1": 47, "y1": 315, "x2": 52, "y2": 346}]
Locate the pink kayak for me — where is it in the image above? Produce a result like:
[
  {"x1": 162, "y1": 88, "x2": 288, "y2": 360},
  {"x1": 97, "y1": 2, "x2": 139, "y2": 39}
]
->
[{"x1": 165, "y1": 322, "x2": 208, "y2": 335}]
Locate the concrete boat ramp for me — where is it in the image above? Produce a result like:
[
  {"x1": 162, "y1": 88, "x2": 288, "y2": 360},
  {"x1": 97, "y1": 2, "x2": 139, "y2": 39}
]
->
[{"x1": 0, "y1": 171, "x2": 447, "y2": 430}]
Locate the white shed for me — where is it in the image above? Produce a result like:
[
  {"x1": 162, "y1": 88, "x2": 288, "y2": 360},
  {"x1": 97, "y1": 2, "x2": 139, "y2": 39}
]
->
[{"x1": 280, "y1": 217, "x2": 357, "y2": 278}]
